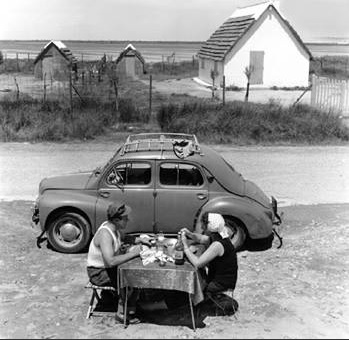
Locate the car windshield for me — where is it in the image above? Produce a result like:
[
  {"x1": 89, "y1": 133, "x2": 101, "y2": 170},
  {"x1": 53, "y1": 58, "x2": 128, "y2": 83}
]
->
[{"x1": 93, "y1": 147, "x2": 122, "y2": 175}]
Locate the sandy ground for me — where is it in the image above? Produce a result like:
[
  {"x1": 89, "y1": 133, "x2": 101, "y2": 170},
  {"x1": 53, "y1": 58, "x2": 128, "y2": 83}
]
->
[
  {"x1": 0, "y1": 75, "x2": 348, "y2": 338},
  {"x1": 147, "y1": 77, "x2": 311, "y2": 106},
  {"x1": 0, "y1": 143, "x2": 349, "y2": 339},
  {"x1": 0, "y1": 73, "x2": 311, "y2": 106},
  {"x1": 0, "y1": 201, "x2": 348, "y2": 339}
]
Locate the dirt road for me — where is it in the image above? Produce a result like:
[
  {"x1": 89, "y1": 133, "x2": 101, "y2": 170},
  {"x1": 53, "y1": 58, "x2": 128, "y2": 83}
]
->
[{"x1": 1, "y1": 142, "x2": 348, "y2": 205}]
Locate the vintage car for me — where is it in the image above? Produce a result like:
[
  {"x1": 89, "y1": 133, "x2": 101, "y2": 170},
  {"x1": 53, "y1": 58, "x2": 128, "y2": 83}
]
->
[{"x1": 32, "y1": 133, "x2": 282, "y2": 253}]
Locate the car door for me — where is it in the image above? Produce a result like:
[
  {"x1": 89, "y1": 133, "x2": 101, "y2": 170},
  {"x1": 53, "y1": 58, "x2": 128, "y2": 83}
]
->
[
  {"x1": 154, "y1": 161, "x2": 208, "y2": 233},
  {"x1": 95, "y1": 160, "x2": 155, "y2": 234}
]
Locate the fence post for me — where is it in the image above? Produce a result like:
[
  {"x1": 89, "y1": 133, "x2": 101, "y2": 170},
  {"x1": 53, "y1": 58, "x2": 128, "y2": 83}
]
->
[
  {"x1": 310, "y1": 74, "x2": 316, "y2": 107},
  {"x1": 149, "y1": 74, "x2": 152, "y2": 117},
  {"x1": 222, "y1": 75, "x2": 226, "y2": 106},
  {"x1": 337, "y1": 79, "x2": 342, "y2": 112},
  {"x1": 43, "y1": 73, "x2": 46, "y2": 103},
  {"x1": 16, "y1": 53, "x2": 19, "y2": 72},
  {"x1": 14, "y1": 76, "x2": 19, "y2": 101},
  {"x1": 113, "y1": 79, "x2": 119, "y2": 112},
  {"x1": 69, "y1": 65, "x2": 73, "y2": 110}
]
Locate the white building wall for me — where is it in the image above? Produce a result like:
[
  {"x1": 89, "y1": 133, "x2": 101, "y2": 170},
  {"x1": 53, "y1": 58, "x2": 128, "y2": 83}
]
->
[
  {"x1": 198, "y1": 58, "x2": 212, "y2": 85},
  {"x1": 223, "y1": 9, "x2": 310, "y2": 88}
]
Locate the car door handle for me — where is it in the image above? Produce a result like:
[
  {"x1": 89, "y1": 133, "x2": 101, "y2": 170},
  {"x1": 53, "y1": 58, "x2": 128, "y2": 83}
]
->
[
  {"x1": 99, "y1": 191, "x2": 110, "y2": 198},
  {"x1": 196, "y1": 193, "x2": 207, "y2": 200}
]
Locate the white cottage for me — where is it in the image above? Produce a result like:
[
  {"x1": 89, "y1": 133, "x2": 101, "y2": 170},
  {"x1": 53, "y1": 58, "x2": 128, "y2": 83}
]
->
[{"x1": 198, "y1": 1, "x2": 312, "y2": 88}]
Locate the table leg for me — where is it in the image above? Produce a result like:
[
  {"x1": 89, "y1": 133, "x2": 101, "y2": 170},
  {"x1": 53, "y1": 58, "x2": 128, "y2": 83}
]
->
[
  {"x1": 124, "y1": 286, "x2": 128, "y2": 328},
  {"x1": 188, "y1": 293, "x2": 196, "y2": 332}
]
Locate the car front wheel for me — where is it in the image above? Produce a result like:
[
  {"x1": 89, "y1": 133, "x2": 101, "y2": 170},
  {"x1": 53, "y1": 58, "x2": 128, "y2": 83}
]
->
[
  {"x1": 47, "y1": 212, "x2": 91, "y2": 253},
  {"x1": 225, "y1": 217, "x2": 246, "y2": 251}
]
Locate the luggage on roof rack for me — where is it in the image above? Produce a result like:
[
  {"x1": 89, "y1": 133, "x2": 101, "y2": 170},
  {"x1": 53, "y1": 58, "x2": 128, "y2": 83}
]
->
[{"x1": 119, "y1": 133, "x2": 203, "y2": 158}]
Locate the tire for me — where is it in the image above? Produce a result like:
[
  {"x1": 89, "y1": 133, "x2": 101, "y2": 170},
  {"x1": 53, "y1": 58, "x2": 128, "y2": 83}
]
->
[
  {"x1": 47, "y1": 212, "x2": 91, "y2": 253},
  {"x1": 224, "y1": 217, "x2": 246, "y2": 251}
]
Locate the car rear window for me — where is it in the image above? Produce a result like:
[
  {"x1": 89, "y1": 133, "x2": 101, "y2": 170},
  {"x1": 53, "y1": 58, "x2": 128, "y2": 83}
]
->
[{"x1": 160, "y1": 163, "x2": 203, "y2": 186}]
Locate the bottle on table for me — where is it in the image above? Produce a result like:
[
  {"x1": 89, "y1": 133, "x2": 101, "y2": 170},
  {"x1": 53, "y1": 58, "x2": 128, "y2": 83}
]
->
[
  {"x1": 174, "y1": 231, "x2": 184, "y2": 265},
  {"x1": 156, "y1": 231, "x2": 165, "y2": 253}
]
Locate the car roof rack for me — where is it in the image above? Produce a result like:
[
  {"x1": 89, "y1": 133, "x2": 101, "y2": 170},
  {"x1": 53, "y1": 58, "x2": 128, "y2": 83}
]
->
[{"x1": 119, "y1": 133, "x2": 204, "y2": 158}]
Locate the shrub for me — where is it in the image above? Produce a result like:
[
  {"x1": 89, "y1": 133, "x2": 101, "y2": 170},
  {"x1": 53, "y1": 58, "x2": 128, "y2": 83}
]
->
[{"x1": 156, "y1": 99, "x2": 349, "y2": 144}]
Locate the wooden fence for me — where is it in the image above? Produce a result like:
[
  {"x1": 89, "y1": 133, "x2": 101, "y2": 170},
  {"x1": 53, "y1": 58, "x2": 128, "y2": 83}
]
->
[{"x1": 311, "y1": 74, "x2": 349, "y2": 117}]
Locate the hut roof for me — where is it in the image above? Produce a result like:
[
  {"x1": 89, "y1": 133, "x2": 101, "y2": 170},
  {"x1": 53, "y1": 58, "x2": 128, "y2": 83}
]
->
[
  {"x1": 198, "y1": 1, "x2": 311, "y2": 61},
  {"x1": 34, "y1": 40, "x2": 77, "y2": 64},
  {"x1": 115, "y1": 44, "x2": 145, "y2": 65}
]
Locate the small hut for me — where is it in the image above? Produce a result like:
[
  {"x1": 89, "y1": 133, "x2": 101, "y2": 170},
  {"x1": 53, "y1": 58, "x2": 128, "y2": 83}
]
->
[
  {"x1": 198, "y1": 0, "x2": 312, "y2": 88},
  {"x1": 33, "y1": 40, "x2": 77, "y2": 81},
  {"x1": 115, "y1": 44, "x2": 145, "y2": 78}
]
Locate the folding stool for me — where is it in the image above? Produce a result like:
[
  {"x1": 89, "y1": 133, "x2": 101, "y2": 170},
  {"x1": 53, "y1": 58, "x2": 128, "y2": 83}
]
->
[{"x1": 85, "y1": 281, "x2": 118, "y2": 319}]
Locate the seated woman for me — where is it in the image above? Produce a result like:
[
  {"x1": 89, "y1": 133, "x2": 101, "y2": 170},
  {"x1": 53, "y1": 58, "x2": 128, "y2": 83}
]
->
[
  {"x1": 180, "y1": 212, "x2": 238, "y2": 295},
  {"x1": 87, "y1": 203, "x2": 142, "y2": 324}
]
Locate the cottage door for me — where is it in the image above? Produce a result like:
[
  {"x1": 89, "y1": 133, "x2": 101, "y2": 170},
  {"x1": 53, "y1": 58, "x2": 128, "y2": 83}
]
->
[
  {"x1": 249, "y1": 51, "x2": 264, "y2": 85},
  {"x1": 125, "y1": 56, "x2": 136, "y2": 78}
]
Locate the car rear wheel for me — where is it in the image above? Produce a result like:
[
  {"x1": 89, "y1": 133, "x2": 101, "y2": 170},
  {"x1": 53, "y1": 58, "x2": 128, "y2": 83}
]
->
[
  {"x1": 224, "y1": 217, "x2": 246, "y2": 251},
  {"x1": 47, "y1": 212, "x2": 91, "y2": 253}
]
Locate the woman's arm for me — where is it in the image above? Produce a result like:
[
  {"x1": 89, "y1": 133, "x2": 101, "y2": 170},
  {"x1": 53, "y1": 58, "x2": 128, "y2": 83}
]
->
[
  {"x1": 184, "y1": 242, "x2": 223, "y2": 269},
  {"x1": 182, "y1": 230, "x2": 224, "y2": 269},
  {"x1": 181, "y1": 227, "x2": 210, "y2": 245}
]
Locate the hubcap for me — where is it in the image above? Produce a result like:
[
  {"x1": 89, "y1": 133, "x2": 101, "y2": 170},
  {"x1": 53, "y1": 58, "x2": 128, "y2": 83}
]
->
[{"x1": 59, "y1": 222, "x2": 80, "y2": 242}]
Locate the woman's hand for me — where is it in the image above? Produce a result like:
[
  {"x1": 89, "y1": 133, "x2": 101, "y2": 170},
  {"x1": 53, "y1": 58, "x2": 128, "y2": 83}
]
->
[
  {"x1": 181, "y1": 232, "x2": 189, "y2": 248},
  {"x1": 180, "y1": 227, "x2": 193, "y2": 239}
]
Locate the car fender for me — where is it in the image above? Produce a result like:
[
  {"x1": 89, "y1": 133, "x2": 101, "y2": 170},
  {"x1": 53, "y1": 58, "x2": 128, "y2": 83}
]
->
[
  {"x1": 196, "y1": 196, "x2": 273, "y2": 239},
  {"x1": 39, "y1": 189, "x2": 97, "y2": 232}
]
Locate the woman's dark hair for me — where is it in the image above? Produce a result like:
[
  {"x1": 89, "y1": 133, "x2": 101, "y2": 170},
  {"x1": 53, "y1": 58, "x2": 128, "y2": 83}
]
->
[{"x1": 201, "y1": 212, "x2": 209, "y2": 226}]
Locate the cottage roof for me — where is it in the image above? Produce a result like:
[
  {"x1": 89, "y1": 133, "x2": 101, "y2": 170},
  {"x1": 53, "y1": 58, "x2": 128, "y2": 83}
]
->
[
  {"x1": 115, "y1": 43, "x2": 145, "y2": 65},
  {"x1": 34, "y1": 40, "x2": 77, "y2": 64},
  {"x1": 198, "y1": 1, "x2": 312, "y2": 61}
]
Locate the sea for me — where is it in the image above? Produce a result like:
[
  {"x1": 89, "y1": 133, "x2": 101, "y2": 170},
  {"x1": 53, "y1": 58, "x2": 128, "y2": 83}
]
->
[{"x1": 0, "y1": 39, "x2": 349, "y2": 62}]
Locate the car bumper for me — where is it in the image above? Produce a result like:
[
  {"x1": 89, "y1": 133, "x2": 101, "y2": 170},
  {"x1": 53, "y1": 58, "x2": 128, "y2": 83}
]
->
[{"x1": 31, "y1": 200, "x2": 40, "y2": 225}]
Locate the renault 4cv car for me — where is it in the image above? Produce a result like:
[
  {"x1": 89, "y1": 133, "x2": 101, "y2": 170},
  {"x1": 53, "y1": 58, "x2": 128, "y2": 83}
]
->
[{"x1": 32, "y1": 133, "x2": 282, "y2": 253}]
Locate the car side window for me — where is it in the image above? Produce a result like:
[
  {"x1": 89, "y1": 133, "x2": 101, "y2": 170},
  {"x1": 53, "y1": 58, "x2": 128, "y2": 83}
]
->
[
  {"x1": 106, "y1": 162, "x2": 151, "y2": 186},
  {"x1": 160, "y1": 163, "x2": 203, "y2": 186}
]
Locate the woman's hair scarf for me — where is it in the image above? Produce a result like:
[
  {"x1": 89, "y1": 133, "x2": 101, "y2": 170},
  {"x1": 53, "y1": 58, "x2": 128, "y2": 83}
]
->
[{"x1": 207, "y1": 213, "x2": 230, "y2": 238}]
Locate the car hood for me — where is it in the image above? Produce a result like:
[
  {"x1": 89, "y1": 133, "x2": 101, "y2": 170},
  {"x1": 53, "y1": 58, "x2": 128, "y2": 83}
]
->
[
  {"x1": 40, "y1": 172, "x2": 93, "y2": 192},
  {"x1": 243, "y1": 180, "x2": 271, "y2": 208}
]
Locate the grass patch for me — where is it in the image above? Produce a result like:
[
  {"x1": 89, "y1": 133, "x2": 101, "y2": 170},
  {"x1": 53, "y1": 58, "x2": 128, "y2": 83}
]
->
[
  {"x1": 1, "y1": 58, "x2": 349, "y2": 144},
  {"x1": 156, "y1": 99, "x2": 349, "y2": 144}
]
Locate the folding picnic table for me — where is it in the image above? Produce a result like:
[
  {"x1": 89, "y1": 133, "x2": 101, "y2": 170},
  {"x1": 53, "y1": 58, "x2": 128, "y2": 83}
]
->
[{"x1": 118, "y1": 257, "x2": 205, "y2": 331}]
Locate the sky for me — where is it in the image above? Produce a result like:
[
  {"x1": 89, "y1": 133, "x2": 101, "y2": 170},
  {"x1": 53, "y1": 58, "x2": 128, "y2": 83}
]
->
[{"x1": 0, "y1": 0, "x2": 348, "y2": 42}]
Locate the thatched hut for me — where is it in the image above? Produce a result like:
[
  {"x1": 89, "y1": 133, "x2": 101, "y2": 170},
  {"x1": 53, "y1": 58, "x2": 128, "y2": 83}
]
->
[
  {"x1": 198, "y1": 1, "x2": 312, "y2": 88},
  {"x1": 115, "y1": 44, "x2": 146, "y2": 78},
  {"x1": 33, "y1": 40, "x2": 77, "y2": 81}
]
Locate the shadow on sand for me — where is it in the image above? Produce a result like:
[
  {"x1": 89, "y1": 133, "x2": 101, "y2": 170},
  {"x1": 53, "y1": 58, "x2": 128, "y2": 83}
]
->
[{"x1": 93, "y1": 290, "x2": 238, "y2": 330}]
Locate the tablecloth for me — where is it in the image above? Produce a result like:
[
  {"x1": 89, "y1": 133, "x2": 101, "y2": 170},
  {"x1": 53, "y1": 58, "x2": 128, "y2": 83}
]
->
[{"x1": 118, "y1": 257, "x2": 205, "y2": 305}]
